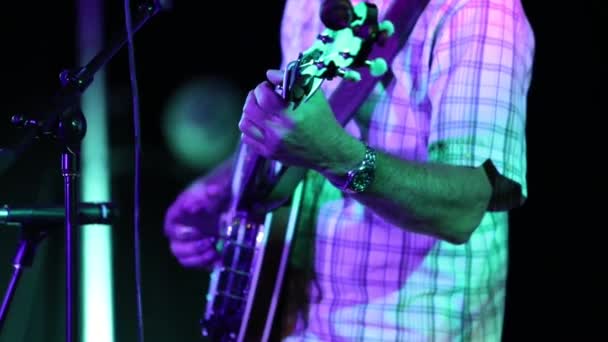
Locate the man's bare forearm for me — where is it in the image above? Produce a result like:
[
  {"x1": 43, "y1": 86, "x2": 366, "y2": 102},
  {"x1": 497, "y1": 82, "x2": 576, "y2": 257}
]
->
[{"x1": 321, "y1": 135, "x2": 492, "y2": 244}]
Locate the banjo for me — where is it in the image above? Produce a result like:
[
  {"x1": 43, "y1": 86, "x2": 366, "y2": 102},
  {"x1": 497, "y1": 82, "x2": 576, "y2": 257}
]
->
[{"x1": 200, "y1": 2, "x2": 401, "y2": 341}]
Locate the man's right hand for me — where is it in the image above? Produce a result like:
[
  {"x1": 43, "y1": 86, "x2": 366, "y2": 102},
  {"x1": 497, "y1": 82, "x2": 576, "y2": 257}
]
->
[{"x1": 163, "y1": 169, "x2": 231, "y2": 270}]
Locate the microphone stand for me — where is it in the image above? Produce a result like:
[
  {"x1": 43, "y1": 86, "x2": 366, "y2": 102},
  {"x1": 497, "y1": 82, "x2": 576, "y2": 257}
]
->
[{"x1": 0, "y1": 1, "x2": 164, "y2": 341}]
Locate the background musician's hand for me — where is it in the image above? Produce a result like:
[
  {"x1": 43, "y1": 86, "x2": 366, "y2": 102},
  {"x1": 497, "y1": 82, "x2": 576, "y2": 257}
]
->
[{"x1": 163, "y1": 164, "x2": 231, "y2": 269}]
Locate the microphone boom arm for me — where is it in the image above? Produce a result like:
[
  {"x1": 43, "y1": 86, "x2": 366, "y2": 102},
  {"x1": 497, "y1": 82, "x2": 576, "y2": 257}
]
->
[
  {"x1": 9, "y1": 1, "x2": 163, "y2": 143},
  {"x1": 0, "y1": 202, "x2": 116, "y2": 227}
]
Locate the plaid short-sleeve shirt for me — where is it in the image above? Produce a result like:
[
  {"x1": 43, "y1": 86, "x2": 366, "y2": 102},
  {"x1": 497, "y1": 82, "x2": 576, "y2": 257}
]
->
[{"x1": 280, "y1": 0, "x2": 535, "y2": 340}]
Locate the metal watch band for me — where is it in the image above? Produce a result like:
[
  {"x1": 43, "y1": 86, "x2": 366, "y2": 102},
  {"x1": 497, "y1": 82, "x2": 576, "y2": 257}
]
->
[{"x1": 340, "y1": 145, "x2": 376, "y2": 193}]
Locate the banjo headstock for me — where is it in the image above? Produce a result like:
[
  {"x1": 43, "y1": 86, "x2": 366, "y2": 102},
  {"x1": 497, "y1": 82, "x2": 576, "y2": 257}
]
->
[{"x1": 279, "y1": 2, "x2": 394, "y2": 108}]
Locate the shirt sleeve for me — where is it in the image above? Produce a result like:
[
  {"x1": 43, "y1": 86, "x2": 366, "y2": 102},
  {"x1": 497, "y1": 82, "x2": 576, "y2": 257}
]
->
[{"x1": 426, "y1": 0, "x2": 535, "y2": 211}]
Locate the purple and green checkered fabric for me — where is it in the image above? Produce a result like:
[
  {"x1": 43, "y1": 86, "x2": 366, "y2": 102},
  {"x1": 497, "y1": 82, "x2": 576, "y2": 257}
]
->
[{"x1": 280, "y1": 0, "x2": 534, "y2": 340}]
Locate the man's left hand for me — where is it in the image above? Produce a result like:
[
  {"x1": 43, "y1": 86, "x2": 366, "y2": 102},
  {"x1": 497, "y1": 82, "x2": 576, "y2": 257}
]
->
[{"x1": 239, "y1": 69, "x2": 359, "y2": 173}]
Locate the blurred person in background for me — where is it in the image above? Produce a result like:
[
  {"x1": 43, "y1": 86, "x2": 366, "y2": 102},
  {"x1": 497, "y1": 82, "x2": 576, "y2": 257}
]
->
[{"x1": 161, "y1": 76, "x2": 242, "y2": 176}]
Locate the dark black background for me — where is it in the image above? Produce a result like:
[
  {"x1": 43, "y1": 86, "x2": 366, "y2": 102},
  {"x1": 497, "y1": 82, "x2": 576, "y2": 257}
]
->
[{"x1": 0, "y1": 1, "x2": 601, "y2": 341}]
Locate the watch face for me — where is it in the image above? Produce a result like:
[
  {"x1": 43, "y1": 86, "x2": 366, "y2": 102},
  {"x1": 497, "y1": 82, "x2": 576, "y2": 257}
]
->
[{"x1": 350, "y1": 168, "x2": 373, "y2": 192}]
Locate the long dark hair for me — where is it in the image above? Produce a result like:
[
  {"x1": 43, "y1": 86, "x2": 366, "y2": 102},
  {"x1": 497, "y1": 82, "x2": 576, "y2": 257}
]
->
[{"x1": 275, "y1": 171, "x2": 326, "y2": 338}]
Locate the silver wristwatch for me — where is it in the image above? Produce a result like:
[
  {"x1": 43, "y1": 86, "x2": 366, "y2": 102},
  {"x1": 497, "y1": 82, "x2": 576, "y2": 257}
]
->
[{"x1": 339, "y1": 145, "x2": 377, "y2": 194}]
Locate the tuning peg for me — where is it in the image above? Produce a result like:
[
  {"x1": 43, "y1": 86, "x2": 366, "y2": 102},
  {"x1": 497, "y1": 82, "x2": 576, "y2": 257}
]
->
[
  {"x1": 317, "y1": 33, "x2": 335, "y2": 44},
  {"x1": 339, "y1": 51, "x2": 355, "y2": 59},
  {"x1": 366, "y1": 58, "x2": 388, "y2": 77},
  {"x1": 379, "y1": 20, "x2": 395, "y2": 36},
  {"x1": 338, "y1": 68, "x2": 361, "y2": 81}
]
